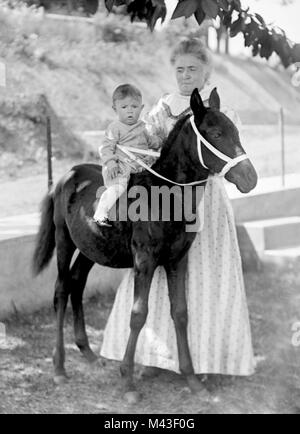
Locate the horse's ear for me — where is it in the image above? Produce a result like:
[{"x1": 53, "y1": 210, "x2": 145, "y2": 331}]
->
[
  {"x1": 209, "y1": 87, "x2": 221, "y2": 110},
  {"x1": 190, "y1": 88, "x2": 206, "y2": 121}
]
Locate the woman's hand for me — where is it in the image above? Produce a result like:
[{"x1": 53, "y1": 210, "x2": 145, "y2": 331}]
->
[{"x1": 106, "y1": 160, "x2": 119, "y2": 180}]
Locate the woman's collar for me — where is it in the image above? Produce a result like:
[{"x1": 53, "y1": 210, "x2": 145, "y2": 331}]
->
[
  {"x1": 175, "y1": 84, "x2": 214, "y2": 102},
  {"x1": 173, "y1": 93, "x2": 190, "y2": 100}
]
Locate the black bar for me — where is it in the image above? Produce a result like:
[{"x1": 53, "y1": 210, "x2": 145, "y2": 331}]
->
[{"x1": 98, "y1": 414, "x2": 205, "y2": 431}]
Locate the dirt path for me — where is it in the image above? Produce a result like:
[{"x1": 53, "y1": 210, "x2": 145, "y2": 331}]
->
[{"x1": 1, "y1": 265, "x2": 300, "y2": 414}]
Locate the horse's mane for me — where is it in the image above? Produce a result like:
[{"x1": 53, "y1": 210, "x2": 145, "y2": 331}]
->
[
  {"x1": 132, "y1": 114, "x2": 191, "y2": 186},
  {"x1": 159, "y1": 114, "x2": 191, "y2": 161}
]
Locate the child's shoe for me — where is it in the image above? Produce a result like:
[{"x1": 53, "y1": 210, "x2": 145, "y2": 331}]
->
[{"x1": 93, "y1": 217, "x2": 112, "y2": 227}]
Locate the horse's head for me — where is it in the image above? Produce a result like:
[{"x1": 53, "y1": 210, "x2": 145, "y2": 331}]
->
[{"x1": 189, "y1": 88, "x2": 257, "y2": 193}]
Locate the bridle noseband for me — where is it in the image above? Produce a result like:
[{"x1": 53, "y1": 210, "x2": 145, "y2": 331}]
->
[{"x1": 190, "y1": 116, "x2": 249, "y2": 177}]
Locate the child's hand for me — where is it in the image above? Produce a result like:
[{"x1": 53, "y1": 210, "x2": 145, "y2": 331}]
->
[
  {"x1": 144, "y1": 156, "x2": 155, "y2": 167},
  {"x1": 146, "y1": 131, "x2": 162, "y2": 151},
  {"x1": 149, "y1": 137, "x2": 161, "y2": 151},
  {"x1": 106, "y1": 160, "x2": 119, "y2": 179}
]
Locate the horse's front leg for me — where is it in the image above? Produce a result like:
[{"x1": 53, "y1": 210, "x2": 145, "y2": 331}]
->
[
  {"x1": 120, "y1": 249, "x2": 156, "y2": 402},
  {"x1": 166, "y1": 255, "x2": 209, "y2": 398}
]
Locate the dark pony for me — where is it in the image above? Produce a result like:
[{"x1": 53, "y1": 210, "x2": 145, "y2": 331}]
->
[{"x1": 32, "y1": 89, "x2": 257, "y2": 402}]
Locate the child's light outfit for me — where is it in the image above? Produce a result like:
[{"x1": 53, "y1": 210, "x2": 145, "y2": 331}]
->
[
  {"x1": 100, "y1": 89, "x2": 255, "y2": 376},
  {"x1": 94, "y1": 120, "x2": 160, "y2": 222}
]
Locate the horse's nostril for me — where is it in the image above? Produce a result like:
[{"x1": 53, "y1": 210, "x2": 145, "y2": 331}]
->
[
  {"x1": 247, "y1": 168, "x2": 258, "y2": 187},
  {"x1": 247, "y1": 168, "x2": 253, "y2": 182}
]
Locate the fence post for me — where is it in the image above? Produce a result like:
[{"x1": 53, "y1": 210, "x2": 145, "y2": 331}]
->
[
  {"x1": 46, "y1": 115, "x2": 53, "y2": 190},
  {"x1": 279, "y1": 107, "x2": 286, "y2": 188}
]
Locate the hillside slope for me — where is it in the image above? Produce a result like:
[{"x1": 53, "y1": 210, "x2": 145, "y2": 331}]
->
[
  {"x1": 212, "y1": 55, "x2": 300, "y2": 124},
  {"x1": 4, "y1": 40, "x2": 299, "y2": 130}
]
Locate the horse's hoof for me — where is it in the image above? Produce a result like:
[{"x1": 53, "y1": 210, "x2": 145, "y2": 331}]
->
[
  {"x1": 123, "y1": 391, "x2": 142, "y2": 405},
  {"x1": 187, "y1": 375, "x2": 210, "y2": 401},
  {"x1": 82, "y1": 349, "x2": 98, "y2": 364},
  {"x1": 53, "y1": 374, "x2": 68, "y2": 385},
  {"x1": 194, "y1": 388, "x2": 211, "y2": 402},
  {"x1": 137, "y1": 366, "x2": 162, "y2": 379}
]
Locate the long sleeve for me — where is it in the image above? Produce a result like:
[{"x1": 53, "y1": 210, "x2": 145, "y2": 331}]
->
[
  {"x1": 143, "y1": 127, "x2": 163, "y2": 151},
  {"x1": 98, "y1": 123, "x2": 119, "y2": 166},
  {"x1": 144, "y1": 97, "x2": 170, "y2": 146}
]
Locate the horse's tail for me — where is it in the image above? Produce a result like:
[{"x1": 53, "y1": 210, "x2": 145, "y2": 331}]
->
[{"x1": 32, "y1": 191, "x2": 56, "y2": 276}]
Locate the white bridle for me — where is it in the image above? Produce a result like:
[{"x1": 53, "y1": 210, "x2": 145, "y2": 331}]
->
[
  {"x1": 190, "y1": 115, "x2": 249, "y2": 177},
  {"x1": 116, "y1": 115, "x2": 249, "y2": 186}
]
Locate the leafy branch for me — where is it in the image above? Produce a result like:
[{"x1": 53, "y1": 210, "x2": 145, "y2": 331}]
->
[
  {"x1": 104, "y1": 0, "x2": 167, "y2": 31},
  {"x1": 104, "y1": 0, "x2": 300, "y2": 68}
]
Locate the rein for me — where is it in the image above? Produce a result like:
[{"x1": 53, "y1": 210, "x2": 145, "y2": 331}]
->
[
  {"x1": 116, "y1": 115, "x2": 249, "y2": 186},
  {"x1": 117, "y1": 145, "x2": 207, "y2": 186}
]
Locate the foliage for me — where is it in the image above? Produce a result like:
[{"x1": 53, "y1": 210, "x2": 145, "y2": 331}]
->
[
  {"x1": 5, "y1": 1, "x2": 299, "y2": 67},
  {"x1": 104, "y1": 0, "x2": 167, "y2": 31},
  {"x1": 104, "y1": 0, "x2": 300, "y2": 68},
  {"x1": 21, "y1": 1, "x2": 100, "y2": 15}
]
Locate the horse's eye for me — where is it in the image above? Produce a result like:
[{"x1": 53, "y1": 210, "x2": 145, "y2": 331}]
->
[{"x1": 211, "y1": 132, "x2": 221, "y2": 139}]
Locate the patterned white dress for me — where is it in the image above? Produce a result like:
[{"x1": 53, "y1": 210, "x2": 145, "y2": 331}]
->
[{"x1": 100, "y1": 91, "x2": 255, "y2": 376}]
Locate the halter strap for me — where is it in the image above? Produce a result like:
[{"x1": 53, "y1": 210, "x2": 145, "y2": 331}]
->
[
  {"x1": 219, "y1": 154, "x2": 249, "y2": 177},
  {"x1": 116, "y1": 115, "x2": 249, "y2": 184},
  {"x1": 190, "y1": 116, "x2": 248, "y2": 176}
]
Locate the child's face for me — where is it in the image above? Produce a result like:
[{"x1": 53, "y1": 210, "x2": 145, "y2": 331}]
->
[{"x1": 113, "y1": 96, "x2": 144, "y2": 125}]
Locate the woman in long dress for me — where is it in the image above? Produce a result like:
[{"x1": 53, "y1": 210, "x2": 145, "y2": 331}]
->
[{"x1": 100, "y1": 38, "x2": 255, "y2": 378}]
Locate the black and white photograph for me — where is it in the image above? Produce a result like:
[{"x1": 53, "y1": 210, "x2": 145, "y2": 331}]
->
[{"x1": 0, "y1": 0, "x2": 300, "y2": 416}]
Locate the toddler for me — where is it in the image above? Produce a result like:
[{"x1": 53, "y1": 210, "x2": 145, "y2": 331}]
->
[{"x1": 94, "y1": 84, "x2": 160, "y2": 226}]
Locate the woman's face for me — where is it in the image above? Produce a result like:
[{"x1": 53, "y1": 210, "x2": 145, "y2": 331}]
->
[{"x1": 174, "y1": 54, "x2": 208, "y2": 96}]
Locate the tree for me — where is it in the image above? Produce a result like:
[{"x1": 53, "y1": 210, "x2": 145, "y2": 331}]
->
[
  {"x1": 104, "y1": 0, "x2": 300, "y2": 68},
  {"x1": 25, "y1": 0, "x2": 100, "y2": 15}
]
